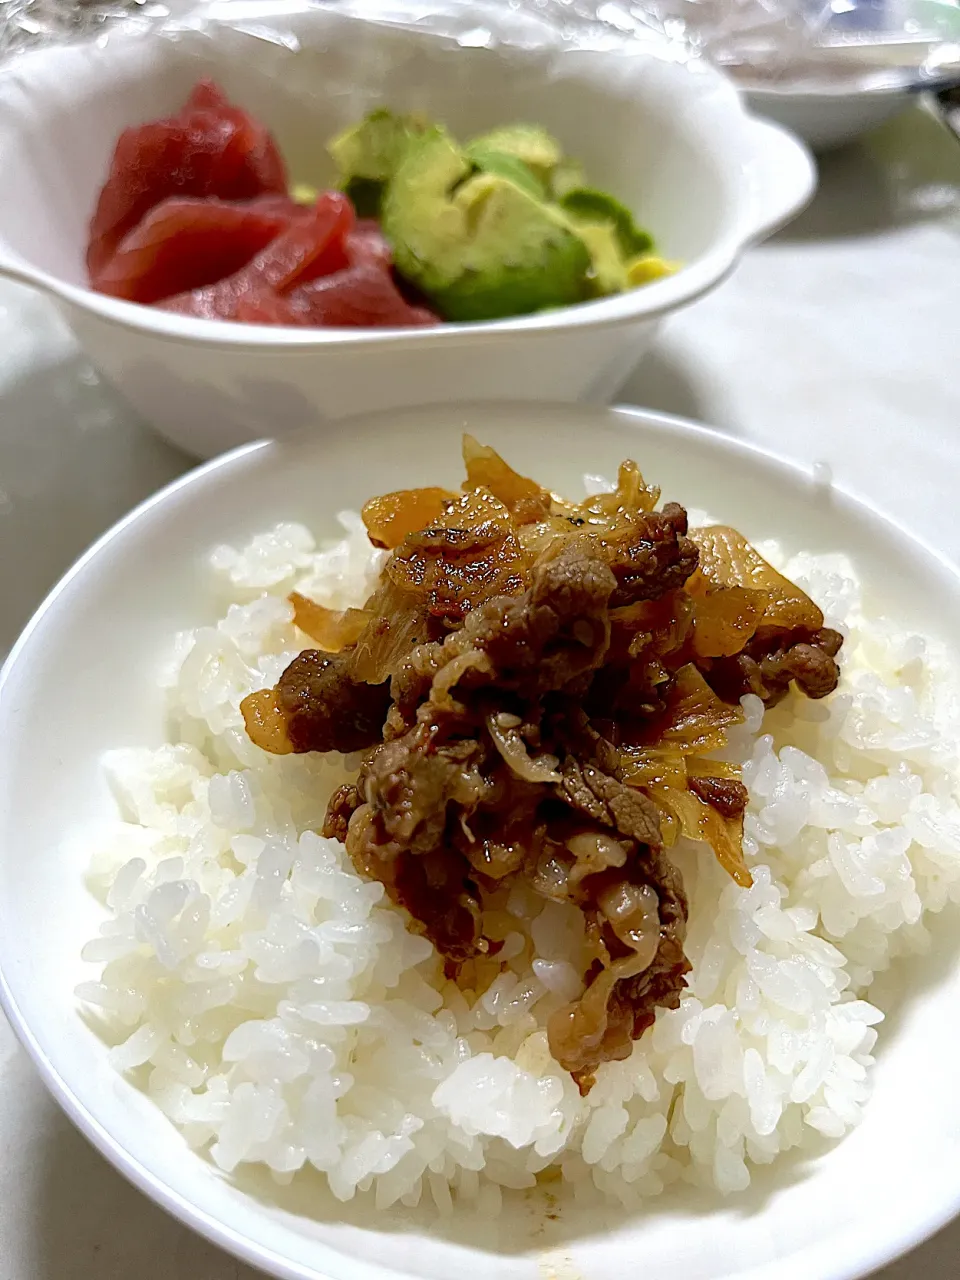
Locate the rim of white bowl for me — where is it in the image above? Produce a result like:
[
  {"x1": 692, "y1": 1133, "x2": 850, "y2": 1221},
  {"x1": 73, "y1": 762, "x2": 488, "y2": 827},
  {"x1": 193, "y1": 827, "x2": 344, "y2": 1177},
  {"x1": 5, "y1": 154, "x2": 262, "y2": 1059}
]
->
[
  {"x1": 12, "y1": 243, "x2": 742, "y2": 348},
  {"x1": 2, "y1": 402, "x2": 959, "y2": 1280},
  {"x1": 742, "y1": 71, "x2": 960, "y2": 100}
]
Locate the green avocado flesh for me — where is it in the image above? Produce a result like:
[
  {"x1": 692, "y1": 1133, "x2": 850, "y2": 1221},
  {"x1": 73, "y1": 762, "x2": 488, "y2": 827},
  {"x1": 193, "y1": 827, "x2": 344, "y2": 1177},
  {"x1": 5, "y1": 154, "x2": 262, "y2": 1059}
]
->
[
  {"x1": 381, "y1": 131, "x2": 589, "y2": 321},
  {"x1": 550, "y1": 157, "x2": 585, "y2": 200},
  {"x1": 559, "y1": 187, "x2": 654, "y2": 256},
  {"x1": 468, "y1": 124, "x2": 562, "y2": 178},
  {"x1": 434, "y1": 177, "x2": 591, "y2": 322},
  {"x1": 463, "y1": 141, "x2": 544, "y2": 199},
  {"x1": 327, "y1": 110, "x2": 660, "y2": 322},
  {"x1": 343, "y1": 176, "x2": 384, "y2": 218},
  {"x1": 575, "y1": 222, "x2": 630, "y2": 297},
  {"x1": 328, "y1": 109, "x2": 425, "y2": 183}
]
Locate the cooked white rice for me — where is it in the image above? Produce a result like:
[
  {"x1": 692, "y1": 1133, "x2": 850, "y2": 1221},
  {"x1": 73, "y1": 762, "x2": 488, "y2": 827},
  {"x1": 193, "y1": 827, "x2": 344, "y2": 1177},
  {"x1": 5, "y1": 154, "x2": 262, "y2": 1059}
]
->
[{"x1": 76, "y1": 505, "x2": 960, "y2": 1213}]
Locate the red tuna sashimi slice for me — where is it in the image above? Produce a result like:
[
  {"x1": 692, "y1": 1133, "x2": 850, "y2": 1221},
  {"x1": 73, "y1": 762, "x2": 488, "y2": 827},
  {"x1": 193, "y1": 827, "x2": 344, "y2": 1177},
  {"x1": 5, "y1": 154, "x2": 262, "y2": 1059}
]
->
[
  {"x1": 231, "y1": 292, "x2": 306, "y2": 324},
  {"x1": 291, "y1": 265, "x2": 440, "y2": 327},
  {"x1": 161, "y1": 193, "x2": 354, "y2": 320},
  {"x1": 258, "y1": 193, "x2": 354, "y2": 288},
  {"x1": 91, "y1": 198, "x2": 294, "y2": 304},
  {"x1": 345, "y1": 219, "x2": 393, "y2": 269},
  {"x1": 89, "y1": 116, "x2": 231, "y2": 277},
  {"x1": 236, "y1": 264, "x2": 440, "y2": 328},
  {"x1": 196, "y1": 93, "x2": 286, "y2": 198},
  {"x1": 185, "y1": 80, "x2": 231, "y2": 113},
  {"x1": 242, "y1": 193, "x2": 306, "y2": 220},
  {"x1": 183, "y1": 80, "x2": 286, "y2": 196},
  {"x1": 87, "y1": 80, "x2": 287, "y2": 278}
]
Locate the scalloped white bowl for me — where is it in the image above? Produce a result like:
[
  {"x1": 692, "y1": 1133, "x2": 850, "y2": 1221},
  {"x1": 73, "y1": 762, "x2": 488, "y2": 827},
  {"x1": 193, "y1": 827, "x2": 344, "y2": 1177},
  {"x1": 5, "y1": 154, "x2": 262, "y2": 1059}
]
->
[
  {"x1": 0, "y1": 2, "x2": 814, "y2": 458},
  {"x1": 2, "y1": 402, "x2": 960, "y2": 1280}
]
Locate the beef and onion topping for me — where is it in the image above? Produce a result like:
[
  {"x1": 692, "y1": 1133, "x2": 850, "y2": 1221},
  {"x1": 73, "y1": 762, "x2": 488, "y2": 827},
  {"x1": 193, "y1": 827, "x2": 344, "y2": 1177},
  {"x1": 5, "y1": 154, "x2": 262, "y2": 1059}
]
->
[{"x1": 241, "y1": 438, "x2": 842, "y2": 1090}]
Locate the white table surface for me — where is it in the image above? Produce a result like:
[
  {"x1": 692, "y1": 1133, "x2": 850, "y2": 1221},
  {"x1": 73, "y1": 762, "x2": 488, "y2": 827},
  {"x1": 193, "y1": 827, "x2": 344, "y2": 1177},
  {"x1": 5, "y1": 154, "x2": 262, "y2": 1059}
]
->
[{"x1": 1, "y1": 102, "x2": 959, "y2": 1280}]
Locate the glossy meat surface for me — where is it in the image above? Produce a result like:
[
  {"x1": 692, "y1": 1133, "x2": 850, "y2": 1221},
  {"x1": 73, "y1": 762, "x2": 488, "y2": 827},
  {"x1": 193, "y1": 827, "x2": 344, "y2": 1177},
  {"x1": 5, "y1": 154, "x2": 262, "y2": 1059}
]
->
[{"x1": 243, "y1": 440, "x2": 843, "y2": 1084}]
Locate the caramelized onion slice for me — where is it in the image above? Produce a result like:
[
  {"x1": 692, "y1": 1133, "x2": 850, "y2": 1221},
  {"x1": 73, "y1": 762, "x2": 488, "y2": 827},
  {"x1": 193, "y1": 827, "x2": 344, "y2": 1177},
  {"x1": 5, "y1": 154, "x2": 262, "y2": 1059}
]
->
[
  {"x1": 691, "y1": 526, "x2": 823, "y2": 633},
  {"x1": 618, "y1": 746, "x2": 688, "y2": 790},
  {"x1": 646, "y1": 664, "x2": 744, "y2": 754},
  {"x1": 685, "y1": 579, "x2": 766, "y2": 658},
  {"x1": 609, "y1": 590, "x2": 694, "y2": 664},
  {"x1": 547, "y1": 901, "x2": 661, "y2": 1077},
  {"x1": 577, "y1": 460, "x2": 661, "y2": 530},
  {"x1": 361, "y1": 487, "x2": 456, "y2": 549},
  {"x1": 566, "y1": 832, "x2": 629, "y2": 887},
  {"x1": 686, "y1": 757, "x2": 744, "y2": 781},
  {"x1": 349, "y1": 578, "x2": 429, "y2": 685},
  {"x1": 387, "y1": 487, "x2": 528, "y2": 619},
  {"x1": 515, "y1": 514, "x2": 581, "y2": 564},
  {"x1": 240, "y1": 688, "x2": 294, "y2": 755},
  {"x1": 486, "y1": 712, "x2": 561, "y2": 783},
  {"x1": 462, "y1": 435, "x2": 549, "y2": 514},
  {"x1": 597, "y1": 880, "x2": 661, "y2": 966},
  {"x1": 289, "y1": 592, "x2": 372, "y2": 652},
  {"x1": 431, "y1": 648, "x2": 492, "y2": 709},
  {"x1": 648, "y1": 780, "x2": 751, "y2": 886}
]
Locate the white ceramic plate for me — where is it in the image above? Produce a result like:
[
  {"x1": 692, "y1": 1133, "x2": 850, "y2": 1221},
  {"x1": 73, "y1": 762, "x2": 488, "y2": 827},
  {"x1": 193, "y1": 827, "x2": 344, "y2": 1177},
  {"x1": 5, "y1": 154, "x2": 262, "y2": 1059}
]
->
[{"x1": 2, "y1": 402, "x2": 960, "y2": 1280}]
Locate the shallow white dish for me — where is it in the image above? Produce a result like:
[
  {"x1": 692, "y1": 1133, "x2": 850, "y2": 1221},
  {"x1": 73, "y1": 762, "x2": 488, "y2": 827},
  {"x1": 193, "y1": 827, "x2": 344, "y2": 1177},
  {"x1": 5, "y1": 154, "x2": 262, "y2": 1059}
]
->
[
  {"x1": 744, "y1": 82, "x2": 917, "y2": 150},
  {"x1": 0, "y1": 1, "x2": 813, "y2": 459},
  {"x1": 2, "y1": 401, "x2": 960, "y2": 1280}
]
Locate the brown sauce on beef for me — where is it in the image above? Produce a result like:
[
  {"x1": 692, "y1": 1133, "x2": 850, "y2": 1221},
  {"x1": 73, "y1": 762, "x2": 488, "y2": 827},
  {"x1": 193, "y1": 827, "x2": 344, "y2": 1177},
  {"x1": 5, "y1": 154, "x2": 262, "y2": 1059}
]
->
[{"x1": 242, "y1": 439, "x2": 842, "y2": 1087}]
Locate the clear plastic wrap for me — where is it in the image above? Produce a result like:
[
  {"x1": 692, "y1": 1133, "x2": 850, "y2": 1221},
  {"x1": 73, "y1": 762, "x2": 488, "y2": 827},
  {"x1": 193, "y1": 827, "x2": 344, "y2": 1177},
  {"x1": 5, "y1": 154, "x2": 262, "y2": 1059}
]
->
[
  {"x1": 0, "y1": 0, "x2": 673, "y2": 61},
  {"x1": 569, "y1": 0, "x2": 960, "y2": 90},
  {"x1": 0, "y1": 1, "x2": 170, "y2": 59},
  {"x1": 2, "y1": 0, "x2": 958, "y2": 93}
]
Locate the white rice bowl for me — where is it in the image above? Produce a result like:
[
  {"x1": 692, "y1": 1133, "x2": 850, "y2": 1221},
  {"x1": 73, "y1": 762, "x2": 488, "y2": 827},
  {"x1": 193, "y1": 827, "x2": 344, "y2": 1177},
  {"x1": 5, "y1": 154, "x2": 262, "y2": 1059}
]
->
[{"x1": 75, "y1": 497, "x2": 960, "y2": 1217}]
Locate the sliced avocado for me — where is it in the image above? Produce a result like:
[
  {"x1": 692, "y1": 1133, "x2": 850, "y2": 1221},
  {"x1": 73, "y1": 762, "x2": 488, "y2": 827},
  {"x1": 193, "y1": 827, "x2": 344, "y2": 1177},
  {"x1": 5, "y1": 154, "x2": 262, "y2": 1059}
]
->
[
  {"x1": 438, "y1": 175, "x2": 591, "y2": 321},
  {"x1": 550, "y1": 157, "x2": 585, "y2": 200},
  {"x1": 381, "y1": 129, "x2": 473, "y2": 291},
  {"x1": 291, "y1": 182, "x2": 319, "y2": 206},
  {"x1": 626, "y1": 253, "x2": 679, "y2": 286},
  {"x1": 467, "y1": 124, "x2": 561, "y2": 179},
  {"x1": 328, "y1": 109, "x2": 426, "y2": 183},
  {"x1": 381, "y1": 130, "x2": 590, "y2": 322},
  {"x1": 464, "y1": 140, "x2": 544, "y2": 198},
  {"x1": 559, "y1": 187, "x2": 654, "y2": 256},
  {"x1": 343, "y1": 176, "x2": 384, "y2": 218},
  {"x1": 575, "y1": 222, "x2": 630, "y2": 297}
]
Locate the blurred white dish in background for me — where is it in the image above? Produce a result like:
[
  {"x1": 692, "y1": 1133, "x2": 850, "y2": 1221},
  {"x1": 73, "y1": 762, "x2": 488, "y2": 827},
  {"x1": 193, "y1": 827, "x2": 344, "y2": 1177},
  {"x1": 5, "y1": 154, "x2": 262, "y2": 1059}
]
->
[{"x1": 744, "y1": 80, "x2": 925, "y2": 150}]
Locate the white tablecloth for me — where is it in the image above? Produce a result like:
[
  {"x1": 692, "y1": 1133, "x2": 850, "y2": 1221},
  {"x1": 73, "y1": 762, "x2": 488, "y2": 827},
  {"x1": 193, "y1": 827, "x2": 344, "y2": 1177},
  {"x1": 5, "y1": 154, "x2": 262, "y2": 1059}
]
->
[{"x1": 1, "y1": 102, "x2": 958, "y2": 1279}]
